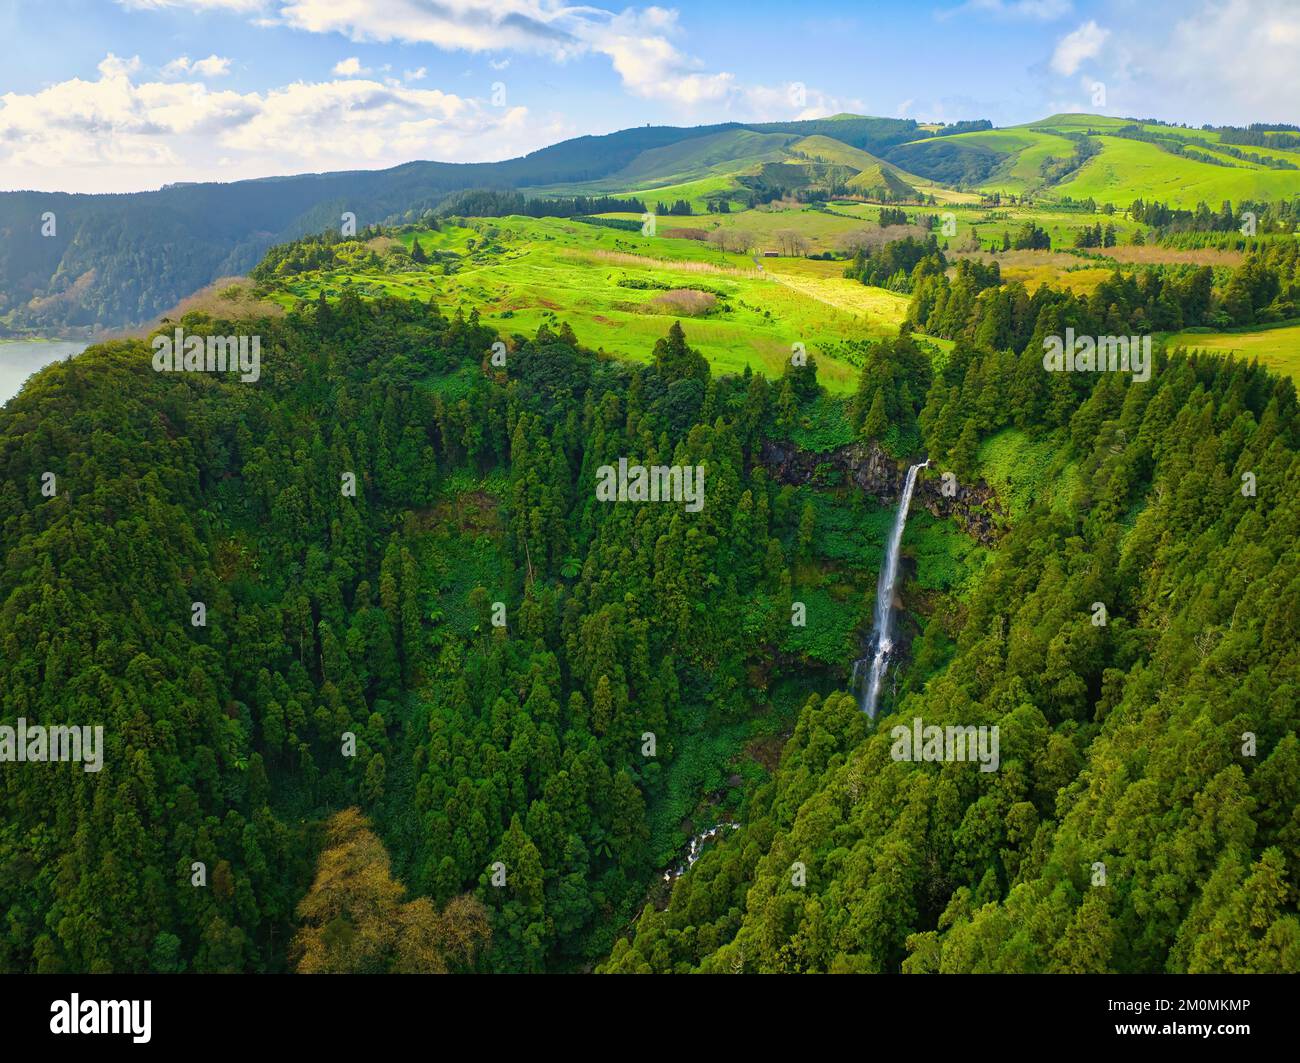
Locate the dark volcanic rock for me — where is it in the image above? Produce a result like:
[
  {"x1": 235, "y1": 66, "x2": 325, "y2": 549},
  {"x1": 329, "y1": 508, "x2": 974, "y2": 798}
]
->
[{"x1": 759, "y1": 439, "x2": 1006, "y2": 545}]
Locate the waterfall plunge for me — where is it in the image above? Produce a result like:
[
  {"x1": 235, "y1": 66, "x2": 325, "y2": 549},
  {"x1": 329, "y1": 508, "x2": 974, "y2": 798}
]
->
[{"x1": 857, "y1": 460, "x2": 928, "y2": 716}]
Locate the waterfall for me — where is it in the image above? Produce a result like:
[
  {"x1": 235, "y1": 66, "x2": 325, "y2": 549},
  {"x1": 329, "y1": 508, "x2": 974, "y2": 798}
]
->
[
  {"x1": 856, "y1": 460, "x2": 929, "y2": 716},
  {"x1": 661, "y1": 823, "x2": 740, "y2": 883}
]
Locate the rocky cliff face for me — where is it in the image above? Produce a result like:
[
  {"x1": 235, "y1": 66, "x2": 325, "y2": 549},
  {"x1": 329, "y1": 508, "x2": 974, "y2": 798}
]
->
[{"x1": 759, "y1": 439, "x2": 1005, "y2": 545}]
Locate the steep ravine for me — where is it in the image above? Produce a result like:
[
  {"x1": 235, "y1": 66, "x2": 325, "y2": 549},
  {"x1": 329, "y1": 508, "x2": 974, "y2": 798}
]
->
[{"x1": 759, "y1": 439, "x2": 1007, "y2": 545}]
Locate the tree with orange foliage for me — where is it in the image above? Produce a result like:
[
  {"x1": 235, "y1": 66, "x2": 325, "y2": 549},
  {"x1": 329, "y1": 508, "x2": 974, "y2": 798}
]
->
[{"x1": 294, "y1": 808, "x2": 489, "y2": 974}]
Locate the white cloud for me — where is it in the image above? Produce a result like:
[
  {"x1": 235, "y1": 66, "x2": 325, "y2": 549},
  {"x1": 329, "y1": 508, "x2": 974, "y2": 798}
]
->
[
  {"x1": 98, "y1": 53, "x2": 143, "y2": 78},
  {"x1": 162, "y1": 54, "x2": 233, "y2": 78},
  {"x1": 404, "y1": 67, "x2": 426, "y2": 81},
  {"x1": 1159, "y1": 0, "x2": 1300, "y2": 122},
  {"x1": 109, "y1": 0, "x2": 837, "y2": 123},
  {"x1": 1263, "y1": 18, "x2": 1300, "y2": 44},
  {"x1": 276, "y1": 0, "x2": 585, "y2": 56},
  {"x1": 1050, "y1": 20, "x2": 1109, "y2": 76},
  {"x1": 1031, "y1": 1, "x2": 1300, "y2": 124},
  {"x1": 594, "y1": 26, "x2": 731, "y2": 105},
  {"x1": 0, "y1": 53, "x2": 571, "y2": 192},
  {"x1": 331, "y1": 56, "x2": 368, "y2": 76},
  {"x1": 722, "y1": 82, "x2": 857, "y2": 123},
  {"x1": 272, "y1": 0, "x2": 821, "y2": 117},
  {"x1": 193, "y1": 55, "x2": 233, "y2": 77}
]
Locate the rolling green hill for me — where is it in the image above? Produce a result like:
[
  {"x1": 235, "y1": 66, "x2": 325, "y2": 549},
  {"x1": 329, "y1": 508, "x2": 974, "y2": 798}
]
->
[
  {"x1": 790, "y1": 135, "x2": 907, "y2": 174},
  {"x1": 528, "y1": 129, "x2": 800, "y2": 201},
  {"x1": 7, "y1": 111, "x2": 1299, "y2": 336},
  {"x1": 1052, "y1": 134, "x2": 1300, "y2": 208},
  {"x1": 615, "y1": 129, "x2": 798, "y2": 184},
  {"x1": 792, "y1": 136, "x2": 920, "y2": 200},
  {"x1": 889, "y1": 113, "x2": 1300, "y2": 208},
  {"x1": 1029, "y1": 112, "x2": 1133, "y2": 133},
  {"x1": 887, "y1": 124, "x2": 1080, "y2": 193},
  {"x1": 532, "y1": 128, "x2": 938, "y2": 210}
]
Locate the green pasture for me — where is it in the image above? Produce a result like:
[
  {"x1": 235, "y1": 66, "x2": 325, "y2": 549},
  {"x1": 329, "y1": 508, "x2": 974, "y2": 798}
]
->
[
  {"x1": 1054, "y1": 135, "x2": 1300, "y2": 208},
  {"x1": 1167, "y1": 320, "x2": 1300, "y2": 380},
  {"x1": 268, "y1": 216, "x2": 911, "y2": 393}
]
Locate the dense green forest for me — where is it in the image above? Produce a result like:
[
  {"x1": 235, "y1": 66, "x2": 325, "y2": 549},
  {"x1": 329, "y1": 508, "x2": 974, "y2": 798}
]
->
[
  {"x1": 606, "y1": 254, "x2": 1300, "y2": 973},
  {"x1": 907, "y1": 239, "x2": 1300, "y2": 340},
  {"x1": 0, "y1": 285, "x2": 873, "y2": 971},
  {"x1": 1, "y1": 224, "x2": 1297, "y2": 972}
]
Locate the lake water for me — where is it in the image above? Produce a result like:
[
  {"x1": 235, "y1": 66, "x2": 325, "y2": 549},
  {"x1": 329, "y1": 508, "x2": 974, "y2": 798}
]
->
[{"x1": 0, "y1": 339, "x2": 87, "y2": 406}]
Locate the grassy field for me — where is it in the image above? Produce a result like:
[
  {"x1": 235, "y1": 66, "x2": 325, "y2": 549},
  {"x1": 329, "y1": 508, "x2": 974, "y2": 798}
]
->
[
  {"x1": 528, "y1": 172, "x2": 733, "y2": 215},
  {"x1": 1131, "y1": 122, "x2": 1300, "y2": 168},
  {"x1": 1054, "y1": 135, "x2": 1300, "y2": 208},
  {"x1": 264, "y1": 216, "x2": 911, "y2": 393},
  {"x1": 804, "y1": 200, "x2": 1145, "y2": 255},
  {"x1": 1030, "y1": 113, "x2": 1133, "y2": 134},
  {"x1": 1166, "y1": 320, "x2": 1300, "y2": 380},
  {"x1": 687, "y1": 204, "x2": 875, "y2": 253},
  {"x1": 948, "y1": 203, "x2": 1144, "y2": 250},
  {"x1": 946, "y1": 250, "x2": 1117, "y2": 294}
]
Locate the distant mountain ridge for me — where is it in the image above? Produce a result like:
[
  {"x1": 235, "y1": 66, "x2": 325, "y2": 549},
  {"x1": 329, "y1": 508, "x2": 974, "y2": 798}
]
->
[
  {"x1": 0, "y1": 114, "x2": 960, "y2": 335},
  {"x1": 5, "y1": 111, "x2": 1294, "y2": 335}
]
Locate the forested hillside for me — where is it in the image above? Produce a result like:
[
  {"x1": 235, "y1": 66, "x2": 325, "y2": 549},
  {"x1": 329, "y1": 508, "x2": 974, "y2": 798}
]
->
[
  {"x1": 2, "y1": 221, "x2": 1298, "y2": 972},
  {"x1": 0, "y1": 289, "x2": 860, "y2": 971},
  {"x1": 605, "y1": 255, "x2": 1300, "y2": 973}
]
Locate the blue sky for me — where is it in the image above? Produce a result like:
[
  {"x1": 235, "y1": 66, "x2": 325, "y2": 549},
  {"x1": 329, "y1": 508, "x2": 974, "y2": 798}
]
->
[{"x1": 2, "y1": 0, "x2": 1297, "y2": 193}]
